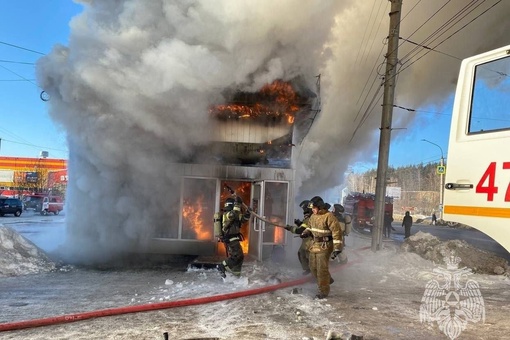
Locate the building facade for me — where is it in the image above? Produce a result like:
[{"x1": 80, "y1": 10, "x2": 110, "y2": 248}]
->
[{"x1": 0, "y1": 156, "x2": 67, "y2": 197}]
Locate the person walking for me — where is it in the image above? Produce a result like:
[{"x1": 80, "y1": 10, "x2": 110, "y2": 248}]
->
[
  {"x1": 402, "y1": 211, "x2": 413, "y2": 239},
  {"x1": 383, "y1": 211, "x2": 394, "y2": 238},
  {"x1": 285, "y1": 200, "x2": 313, "y2": 275},
  {"x1": 431, "y1": 212, "x2": 437, "y2": 226},
  {"x1": 215, "y1": 197, "x2": 251, "y2": 278},
  {"x1": 300, "y1": 196, "x2": 343, "y2": 299}
]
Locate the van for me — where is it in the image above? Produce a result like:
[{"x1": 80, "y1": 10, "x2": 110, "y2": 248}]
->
[{"x1": 23, "y1": 195, "x2": 64, "y2": 215}]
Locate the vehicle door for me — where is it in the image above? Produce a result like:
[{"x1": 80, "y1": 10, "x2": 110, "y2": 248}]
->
[
  {"x1": 248, "y1": 182, "x2": 264, "y2": 261},
  {"x1": 42, "y1": 197, "x2": 49, "y2": 211},
  {"x1": 444, "y1": 45, "x2": 510, "y2": 252}
]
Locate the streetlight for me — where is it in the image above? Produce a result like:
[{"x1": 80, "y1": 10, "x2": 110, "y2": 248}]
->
[{"x1": 421, "y1": 139, "x2": 445, "y2": 221}]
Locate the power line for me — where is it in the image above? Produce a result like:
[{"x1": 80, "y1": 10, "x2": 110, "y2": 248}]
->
[
  {"x1": 398, "y1": 0, "x2": 501, "y2": 75},
  {"x1": 0, "y1": 59, "x2": 35, "y2": 65},
  {"x1": 0, "y1": 40, "x2": 45, "y2": 55},
  {"x1": 0, "y1": 137, "x2": 67, "y2": 154},
  {"x1": 0, "y1": 64, "x2": 37, "y2": 86}
]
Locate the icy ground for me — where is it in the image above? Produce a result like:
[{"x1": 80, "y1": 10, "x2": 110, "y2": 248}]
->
[{"x1": 1, "y1": 226, "x2": 510, "y2": 340}]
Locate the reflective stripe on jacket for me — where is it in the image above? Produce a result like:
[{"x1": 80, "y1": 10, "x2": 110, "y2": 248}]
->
[{"x1": 302, "y1": 210, "x2": 343, "y2": 253}]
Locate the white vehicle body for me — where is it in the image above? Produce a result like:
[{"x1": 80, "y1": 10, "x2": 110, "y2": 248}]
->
[{"x1": 444, "y1": 45, "x2": 510, "y2": 253}]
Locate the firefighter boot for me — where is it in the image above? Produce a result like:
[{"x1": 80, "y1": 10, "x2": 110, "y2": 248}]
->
[{"x1": 217, "y1": 263, "x2": 226, "y2": 278}]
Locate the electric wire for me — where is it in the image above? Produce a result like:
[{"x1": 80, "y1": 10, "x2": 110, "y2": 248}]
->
[
  {"x1": 398, "y1": 0, "x2": 500, "y2": 76},
  {"x1": 0, "y1": 40, "x2": 45, "y2": 55},
  {"x1": 0, "y1": 138, "x2": 67, "y2": 154}
]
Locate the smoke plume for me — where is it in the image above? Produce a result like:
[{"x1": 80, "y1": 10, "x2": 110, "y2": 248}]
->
[{"x1": 37, "y1": 0, "x2": 510, "y2": 263}]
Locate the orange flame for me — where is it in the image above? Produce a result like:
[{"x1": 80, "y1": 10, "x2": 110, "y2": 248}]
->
[
  {"x1": 182, "y1": 195, "x2": 212, "y2": 240},
  {"x1": 269, "y1": 216, "x2": 285, "y2": 244},
  {"x1": 210, "y1": 80, "x2": 300, "y2": 124}
]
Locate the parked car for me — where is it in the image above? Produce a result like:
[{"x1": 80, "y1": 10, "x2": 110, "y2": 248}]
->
[
  {"x1": 0, "y1": 198, "x2": 23, "y2": 217},
  {"x1": 23, "y1": 195, "x2": 64, "y2": 215}
]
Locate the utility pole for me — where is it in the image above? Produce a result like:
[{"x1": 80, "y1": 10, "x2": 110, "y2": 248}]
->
[
  {"x1": 372, "y1": 0, "x2": 402, "y2": 251},
  {"x1": 421, "y1": 139, "x2": 445, "y2": 221}
]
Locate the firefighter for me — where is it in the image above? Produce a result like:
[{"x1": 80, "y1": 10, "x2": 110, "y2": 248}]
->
[
  {"x1": 215, "y1": 197, "x2": 251, "y2": 278},
  {"x1": 300, "y1": 196, "x2": 343, "y2": 299},
  {"x1": 284, "y1": 200, "x2": 313, "y2": 275},
  {"x1": 332, "y1": 204, "x2": 350, "y2": 264}
]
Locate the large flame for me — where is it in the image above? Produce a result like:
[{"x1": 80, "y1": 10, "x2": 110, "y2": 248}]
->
[
  {"x1": 182, "y1": 195, "x2": 212, "y2": 241},
  {"x1": 211, "y1": 80, "x2": 300, "y2": 123}
]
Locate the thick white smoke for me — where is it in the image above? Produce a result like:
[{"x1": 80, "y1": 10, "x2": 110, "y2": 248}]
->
[{"x1": 36, "y1": 0, "x2": 510, "y2": 263}]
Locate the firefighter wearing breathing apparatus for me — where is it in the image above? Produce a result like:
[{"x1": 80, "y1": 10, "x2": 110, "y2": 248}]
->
[
  {"x1": 214, "y1": 197, "x2": 251, "y2": 278},
  {"x1": 300, "y1": 196, "x2": 343, "y2": 299},
  {"x1": 284, "y1": 200, "x2": 313, "y2": 275},
  {"x1": 333, "y1": 203, "x2": 351, "y2": 264}
]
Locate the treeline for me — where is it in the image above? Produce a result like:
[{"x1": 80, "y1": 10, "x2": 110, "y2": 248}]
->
[{"x1": 346, "y1": 163, "x2": 442, "y2": 215}]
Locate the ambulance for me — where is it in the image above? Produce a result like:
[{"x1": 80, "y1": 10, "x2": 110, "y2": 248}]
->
[{"x1": 443, "y1": 45, "x2": 510, "y2": 253}]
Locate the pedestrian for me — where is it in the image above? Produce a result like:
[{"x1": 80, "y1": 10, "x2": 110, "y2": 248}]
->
[
  {"x1": 383, "y1": 211, "x2": 394, "y2": 238},
  {"x1": 402, "y1": 211, "x2": 413, "y2": 239},
  {"x1": 431, "y1": 212, "x2": 437, "y2": 226},
  {"x1": 285, "y1": 200, "x2": 312, "y2": 275},
  {"x1": 300, "y1": 196, "x2": 343, "y2": 299},
  {"x1": 215, "y1": 197, "x2": 251, "y2": 278}
]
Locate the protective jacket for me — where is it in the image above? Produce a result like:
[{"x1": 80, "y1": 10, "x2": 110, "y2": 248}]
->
[
  {"x1": 216, "y1": 207, "x2": 250, "y2": 277},
  {"x1": 303, "y1": 210, "x2": 343, "y2": 253}
]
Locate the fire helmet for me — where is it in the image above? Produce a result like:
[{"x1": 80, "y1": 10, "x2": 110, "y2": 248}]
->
[
  {"x1": 334, "y1": 204, "x2": 345, "y2": 213},
  {"x1": 224, "y1": 197, "x2": 236, "y2": 211},
  {"x1": 324, "y1": 203, "x2": 331, "y2": 210},
  {"x1": 308, "y1": 196, "x2": 325, "y2": 209},
  {"x1": 299, "y1": 200, "x2": 312, "y2": 214}
]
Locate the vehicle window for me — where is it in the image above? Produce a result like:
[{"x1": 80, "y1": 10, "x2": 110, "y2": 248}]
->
[{"x1": 469, "y1": 56, "x2": 510, "y2": 134}]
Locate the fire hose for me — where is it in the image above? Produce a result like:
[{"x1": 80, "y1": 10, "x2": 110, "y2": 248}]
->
[{"x1": 0, "y1": 247, "x2": 369, "y2": 332}]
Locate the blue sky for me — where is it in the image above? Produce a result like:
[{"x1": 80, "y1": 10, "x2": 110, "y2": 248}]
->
[
  {"x1": 0, "y1": 1, "x2": 82, "y2": 159},
  {"x1": 0, "y1": 1, "x2": 452, "y2": 168}
]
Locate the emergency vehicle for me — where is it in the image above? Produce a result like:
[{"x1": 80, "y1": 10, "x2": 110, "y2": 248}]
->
[
  {"x1": 443, "y1": 45, "x2": 510, "y2": 253},
  {"x1": 343, "y1": 192, "x2": 393, "y2": 231}
]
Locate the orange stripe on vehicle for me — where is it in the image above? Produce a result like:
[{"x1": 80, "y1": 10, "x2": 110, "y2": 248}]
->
[{"x1": 444, "y1": 205, "x2": 510, "y2": 218}]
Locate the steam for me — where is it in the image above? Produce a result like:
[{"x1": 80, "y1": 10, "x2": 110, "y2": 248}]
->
[{"x1": 36, "y1": 0, "x2": 510, "y2": 263}]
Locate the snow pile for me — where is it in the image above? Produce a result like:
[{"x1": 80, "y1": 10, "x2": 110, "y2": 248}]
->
[
  {"x1": 400, "y1": 231, "x2": 509, "y2": 275},
  {"x1": 0, "y1": 226, "x2": 56, "y2": 277}
]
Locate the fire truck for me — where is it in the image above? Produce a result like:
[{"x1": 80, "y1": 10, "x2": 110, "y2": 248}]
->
[{"x1": 343, "y1": 192, "x2": 393, "y2": 231}]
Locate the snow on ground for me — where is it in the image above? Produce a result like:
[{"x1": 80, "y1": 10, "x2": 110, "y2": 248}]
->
[
  {"x1": 0, "y1": 226, "x2": 56, "y2": 277},
  {"x1": 1, "y1": 226, "x2": 510, "y2": 339}
]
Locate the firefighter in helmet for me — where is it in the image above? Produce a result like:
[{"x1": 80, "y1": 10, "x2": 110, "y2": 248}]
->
[
  {"x1": 284, "y1": 200, "x2": 313, "y2": 275},
  {"x1": 332, "y1": 203, "x2": 350, "y2": 264},
  {"x1": 300, "y1": 196, "x2": 343, "y2": 299},
  {"x1": 215, "y1": 196, "x2": 251, "y2": 278}
]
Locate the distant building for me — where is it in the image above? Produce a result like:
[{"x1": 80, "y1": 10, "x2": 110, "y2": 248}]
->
[{"x1": 0, "y1": 156, "x2": 67, "y2": 197}]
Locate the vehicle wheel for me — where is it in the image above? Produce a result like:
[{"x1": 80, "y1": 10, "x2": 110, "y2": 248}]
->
[
  {"x1": 446, "y1": 221, "x2": 459, "y2": 227},
  {"x1": 0, "y1": 212, "x2": 4, "y2": 217},
  {"x1": 41, "y1": 210, "x2": 48, "y2": 216},
  {"x1": 14, "y1": 210, "x2": 21, "y2": 217},
  {"x1": 54, "y1": 210, "x2": 59, "y2": 215}
]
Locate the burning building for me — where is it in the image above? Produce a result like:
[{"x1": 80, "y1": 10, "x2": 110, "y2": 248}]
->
[{"x1": 148, "y1": 78, "x2": 320, "y2": 261}]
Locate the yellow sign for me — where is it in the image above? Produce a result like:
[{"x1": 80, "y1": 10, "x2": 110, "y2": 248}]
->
[{"x1": 437, "y1": 165, "x2": 446, "y2": 175}]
